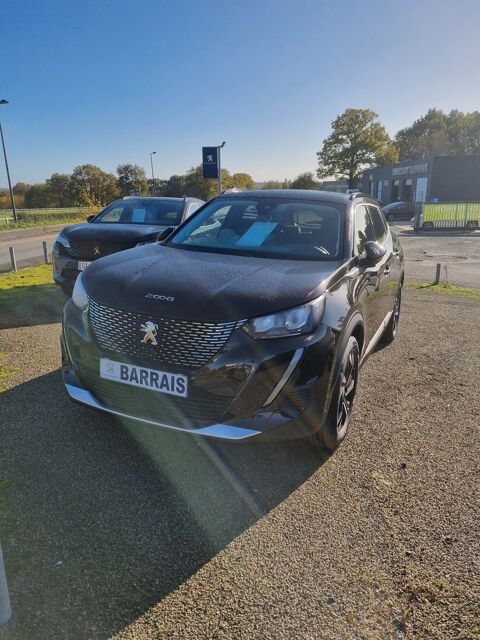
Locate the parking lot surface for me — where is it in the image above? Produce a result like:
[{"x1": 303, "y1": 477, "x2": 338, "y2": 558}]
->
[
  {"x1": 392, "y1": 225, "x2": 480, "y2": 287},
  {"x1": 0, "y1": 288, "x2": 479, "y2": 640}
]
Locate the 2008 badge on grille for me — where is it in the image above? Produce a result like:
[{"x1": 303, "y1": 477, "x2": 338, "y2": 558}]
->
[{"x1": 88, "y1": 298, "x2": 241, "y2": 370}]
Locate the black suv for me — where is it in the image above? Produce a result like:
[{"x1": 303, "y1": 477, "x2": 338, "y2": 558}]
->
[
  {"x1": 62, "y1": 190, "x2": 404, "y2": 450},
  {"x1": 52, "y1": 196, "x2": 204, "y2": 293}
]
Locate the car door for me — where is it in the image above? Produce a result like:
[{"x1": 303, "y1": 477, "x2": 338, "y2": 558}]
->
[
  {"x1": 367, "y1": 204, "x2": 398, "y2": 322},
  {"x1": 353, "y1": 204, "x2": 385, "y2": 346}
]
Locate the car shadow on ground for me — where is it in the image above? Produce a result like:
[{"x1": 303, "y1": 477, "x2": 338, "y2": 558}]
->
[
  {"x1": 0, "y1": 284, "x2": 65, "y2": 330},
  {"x1": 0, "y1": 369, "x2": 328, "y2": 640}
]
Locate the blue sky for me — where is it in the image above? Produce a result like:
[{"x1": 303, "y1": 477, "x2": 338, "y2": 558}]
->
[{"x1": 1, "y1": 0, "x2": 480, "y2": 184}]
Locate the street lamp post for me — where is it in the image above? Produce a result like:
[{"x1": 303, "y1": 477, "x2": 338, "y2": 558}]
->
[
  {"x1": 0, "y1": 100, "x2": 17, "y2": 223},
  {"x1": 217, "y1": 141, "x2": 226, "y2": 194},
  {"x1": 150, "y1": 151, "x2": 157, "y2": 196}
]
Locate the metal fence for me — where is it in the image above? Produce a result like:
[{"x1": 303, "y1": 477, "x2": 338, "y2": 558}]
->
[{"x1": 415, "y1": 202, "x2": 480, "y2": 230}]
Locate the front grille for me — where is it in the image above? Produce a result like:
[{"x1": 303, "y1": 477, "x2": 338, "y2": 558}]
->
[
  {"x1": 78, "y1": 361, "x2": 230, "y2": 427},
  {"x1": 88, "y1": 298, "x2": 241, "y2": 371},
  {"x1": 68, "y1": 240, "x2": 130, "y2": 259}
]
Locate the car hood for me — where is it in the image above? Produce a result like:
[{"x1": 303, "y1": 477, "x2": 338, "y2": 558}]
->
[
  {"x1": 60, "y1": 223, "x2": 169, "y2": 243},
  {"x1": 82, "y1": 245, "x2": 343, "y2": 322}
]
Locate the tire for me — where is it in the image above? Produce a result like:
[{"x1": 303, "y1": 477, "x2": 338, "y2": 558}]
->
[
  {"x1": 381, "y1": 288, "x2": 401, "y2": 346},
  {"x1": 466, "y1": 220, "x2": 478, "y2": 228},
  {"x1": 60, "y1": 281, "x2": 74, "y2": 297},
  {"x1": 311, "y1": 336, "x2": 360, "y2": 452},
  {"x1": 423, "y1": 221, "x2": 433, "y2": 229}
]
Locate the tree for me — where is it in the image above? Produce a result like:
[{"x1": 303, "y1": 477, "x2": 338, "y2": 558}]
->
[
  {"x1": 395, "y1": 108, "x2": 480, "y2": 160},
  {"x1": 24, "y1": 183, "x2": 55, "y2": 208},
  {"x1": 116, "y1": 163, "x2": 148, "y2": 196},
  {"x1": 183, "y1": 165, "x2": 233, "y2": 200},
  {"x1": 12, "y1": 182, "x2": 31, "y2": 195},
  {"x1": 262, "y1": 180, "x2": 284, "y2": 189},
  {"x1": 162, "y1": 174, "x2": 186, "y2": 197},
  {"x1": 231, "y1": 172, "x2": 255, "y2": 190},
  {"x1": 290, "y1": 172, "x2": 319, "y2": 190},
  {"x1": 46, "y1": 173, "x2": 72, "y2": 207},
  {"x1": 317, "y1": 108, "x2": 399, "y2": 188},
  {"x1": 70, "y1": 164, "x2": 119, "y2": 207}
]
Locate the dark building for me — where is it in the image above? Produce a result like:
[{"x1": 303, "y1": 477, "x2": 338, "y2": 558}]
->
[{"x1": 362, "y1": 155, "x2": 480, "y2": 204}]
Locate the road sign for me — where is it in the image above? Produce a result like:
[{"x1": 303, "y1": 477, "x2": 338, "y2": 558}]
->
[{"x1": 202, "y1": 147, "x2": 219, "y2": 179}]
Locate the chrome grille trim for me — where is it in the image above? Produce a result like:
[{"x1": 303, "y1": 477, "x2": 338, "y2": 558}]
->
[
  {"x1": 88, "y1": 298, "x2": 242, "y2": 370},
  {"x1": 68, "y1": 241, "x2": 129, "y2": 259}
]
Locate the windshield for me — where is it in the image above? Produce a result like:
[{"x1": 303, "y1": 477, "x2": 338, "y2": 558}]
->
[
  {"x1": 94, "y1": 199, "x2": 184, "y2": 225},
  {"x1": 169, "y1": 197, "x2": 344, "y2": 260}
]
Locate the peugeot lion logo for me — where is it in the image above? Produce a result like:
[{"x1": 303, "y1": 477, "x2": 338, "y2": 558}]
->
[
  {"x1": 140, "y1": 321, "x2": 158, "y2": 345},
  {"x1": 93, "y1": 246, "x2": 101, "y2": 256}
]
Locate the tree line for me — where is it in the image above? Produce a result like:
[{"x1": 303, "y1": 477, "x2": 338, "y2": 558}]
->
[
  {"x1": 317, "y1": 107, "x2": 480, "y2": 187},
  {"x1": 0, "y1": 164, "x2": 259, "y2": 210},
  {"x1": 2, "y1": 106, "x2": 479, "y2": 208},
  {"x1": 0, "y1": 163, "x2": 322, "y2": 210}
]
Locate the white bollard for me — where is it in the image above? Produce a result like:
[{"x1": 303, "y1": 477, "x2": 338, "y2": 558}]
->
[
  {"x1": 0, "y1": 544, "x2": 11, "y2": 625},
  {"x1": 42, "y1": 241, "x2": 49, "y2": 264}
]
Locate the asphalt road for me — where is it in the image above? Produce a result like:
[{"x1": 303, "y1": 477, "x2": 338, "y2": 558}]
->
[
  {"x1": 392, "y1": 224, "x2": 480, "y2": 288},
  {"x1": 0, "y1": 232, "x2": 57, "y2": 273},
  {"x1": 0, "y1": 289, "x2": 478, "y2": 639}
]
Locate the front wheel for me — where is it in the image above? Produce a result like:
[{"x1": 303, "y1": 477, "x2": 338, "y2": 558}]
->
[{"x1": 311, "y1": 336, "x2": 360, "y2": 452}]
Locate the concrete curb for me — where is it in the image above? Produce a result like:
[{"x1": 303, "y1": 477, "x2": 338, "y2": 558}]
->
[{"x1": 0, "y1": 223, "x2": 68, "y2": 242}]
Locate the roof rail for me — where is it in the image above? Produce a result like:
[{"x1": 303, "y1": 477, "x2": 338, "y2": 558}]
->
[{"x1": 349, "y1": 191, "x2": 371, "y2": 200}]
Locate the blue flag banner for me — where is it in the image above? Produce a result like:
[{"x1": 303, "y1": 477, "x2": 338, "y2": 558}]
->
[{"x1": 202, "y1": 147, "x2": 219, "y2": 179}]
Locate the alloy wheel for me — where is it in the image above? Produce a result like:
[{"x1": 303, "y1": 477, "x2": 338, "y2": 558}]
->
[{"x1": 336, "y1": 349, "x2": 358, "y2": 437}]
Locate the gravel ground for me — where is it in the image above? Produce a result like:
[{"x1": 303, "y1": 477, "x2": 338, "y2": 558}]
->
[{"x1": 0, "y1": 289, "x2": 479, "y2": 640}]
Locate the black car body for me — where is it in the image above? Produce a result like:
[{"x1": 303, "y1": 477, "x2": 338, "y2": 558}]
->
[
  {"x1": 383, "y1": 201, "x2": 416, "y2": 222},
  {"x1": 53, "y1": 196, "x2": 204, "y2": 293},
  {"x1": 62, "y1": 190, "x2": 404, "y2": 449}
]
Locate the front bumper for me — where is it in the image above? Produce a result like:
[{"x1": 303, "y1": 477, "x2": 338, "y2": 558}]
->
[
  {"x1": 62, "y1": 300, "x2": 337, "y2": 441},
  {"x1": 52, "y1": 249, "x2": 84, "y2": 289}
]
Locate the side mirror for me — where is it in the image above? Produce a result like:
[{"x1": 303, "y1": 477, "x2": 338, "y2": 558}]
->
[
  {"x1": 86, "y1": 214, "x2": 96, "y2": 223},
  {"x1": 363, "y1": 241, "x2": 386, "y2": 267},
  {"x1": 156, "y1": 226, "x2": 175, "y2": 243}
]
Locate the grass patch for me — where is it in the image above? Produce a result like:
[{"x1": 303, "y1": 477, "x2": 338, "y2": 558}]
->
[
  {"x1": 0, "y1": 264, "x2": 55, "y2": 296},
  {"x1": 0, "y1": 207, "x2": 92, "y2": 230},
  {"x1": 407, "y1": 281, "x2": 480, "y2": 301},
  {"x1": 0, "y1": 264, "x2": 65, "y2": 329}
]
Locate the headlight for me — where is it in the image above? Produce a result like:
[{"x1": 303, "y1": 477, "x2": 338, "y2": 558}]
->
[
  {"x1": 244, "y1": 295, "x2": 326, "y2": 339},
  {"x1": 55, "y1": 233, "x2": 70, "y2": 249},
  {"x1": 72, "y1": 273, "x2": 89, "y2": 311}
]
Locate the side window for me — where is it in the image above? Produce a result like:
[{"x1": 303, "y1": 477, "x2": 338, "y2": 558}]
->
[
  {"x1": 187, "y1": 202, "x2": 202, "y2": 218},
  {"x1": 367, "y1": 205, "x2": 388, "y2": 242},
  {"x1": 99, "y1": 206, "x2": 123, "y2": 223},
  {"x1": 354, "y1": 205, "x2": 375, "y2": 254}
]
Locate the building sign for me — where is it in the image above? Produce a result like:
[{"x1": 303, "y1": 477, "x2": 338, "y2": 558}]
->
[
  {"x1": 202, "y1": 146, "x2": 219, "y2": 179},
  {"x1": 392, "y1": 162, "x2": 428, "y2": 177}
]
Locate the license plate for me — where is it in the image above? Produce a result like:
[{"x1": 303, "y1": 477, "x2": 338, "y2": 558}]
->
[
  {"x1": 78, "y1": 261, "x2": 91, "y2": 271},
  {"x1": 99, "y1": 358, "x2": 188, "y2": 398}
]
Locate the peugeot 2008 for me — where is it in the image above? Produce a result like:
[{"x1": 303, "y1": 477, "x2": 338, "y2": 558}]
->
[{"x1": 62, "y1": 189, "x2": 404, "y2": 450}]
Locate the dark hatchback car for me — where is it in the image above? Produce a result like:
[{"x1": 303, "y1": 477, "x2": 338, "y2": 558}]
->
[
  {"x1": 382, "y1": 201, "x2": 416, "y2": 222},
  {"x1": 52, "y1": 196, "x2": 204, "y2": 293},
  {"x1": 62, "y1": 190, "x2": 404, "y2": 450}
]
